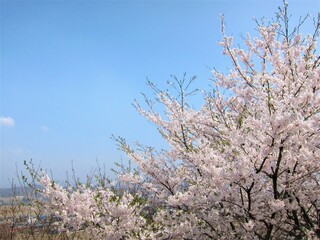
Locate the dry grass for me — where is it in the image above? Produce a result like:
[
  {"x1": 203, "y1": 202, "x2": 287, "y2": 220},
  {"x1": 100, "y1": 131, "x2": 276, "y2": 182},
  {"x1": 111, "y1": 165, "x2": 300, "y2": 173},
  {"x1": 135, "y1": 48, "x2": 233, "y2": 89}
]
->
[
  {"x1": 0, "y1": 205, "x2": 90, "y2": 240},
  {"x1": 0, "y1": 222, "x2": 90, "y2": 240},
  {"x1": 0, "y1": 205, "x2": 32, "y2": 216}
]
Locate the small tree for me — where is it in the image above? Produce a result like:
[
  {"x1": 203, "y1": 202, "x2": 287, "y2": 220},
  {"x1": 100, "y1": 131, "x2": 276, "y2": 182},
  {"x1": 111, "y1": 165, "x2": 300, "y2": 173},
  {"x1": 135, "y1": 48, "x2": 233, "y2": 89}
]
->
[{"x1": 39, "y1": 3, "x2": 320, "y2": 239}]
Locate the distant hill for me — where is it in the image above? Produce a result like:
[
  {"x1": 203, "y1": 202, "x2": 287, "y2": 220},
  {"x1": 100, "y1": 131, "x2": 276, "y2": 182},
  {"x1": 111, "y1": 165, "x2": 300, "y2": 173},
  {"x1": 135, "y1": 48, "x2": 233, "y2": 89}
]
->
[
  {"x1": 0, "y1": 186, "x2": 36, "y2": 197},
  {"x1": 0, "y1": 187, "x2": 15, "y2": 197}
]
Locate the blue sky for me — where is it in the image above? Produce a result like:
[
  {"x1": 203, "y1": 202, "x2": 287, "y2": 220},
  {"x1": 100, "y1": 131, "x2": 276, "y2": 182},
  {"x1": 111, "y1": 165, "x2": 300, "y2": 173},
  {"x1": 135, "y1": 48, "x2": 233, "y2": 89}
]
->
[{"x1": 1, "y1": 0, "x2": 319, "y2": 187}]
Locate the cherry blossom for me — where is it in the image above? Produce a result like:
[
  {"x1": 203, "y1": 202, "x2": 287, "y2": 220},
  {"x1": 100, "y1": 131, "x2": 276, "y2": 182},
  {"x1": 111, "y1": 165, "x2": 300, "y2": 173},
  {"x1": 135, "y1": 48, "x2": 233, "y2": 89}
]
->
[{"x1": 37, "y1": 4, "x2": 320, "y2": 239}]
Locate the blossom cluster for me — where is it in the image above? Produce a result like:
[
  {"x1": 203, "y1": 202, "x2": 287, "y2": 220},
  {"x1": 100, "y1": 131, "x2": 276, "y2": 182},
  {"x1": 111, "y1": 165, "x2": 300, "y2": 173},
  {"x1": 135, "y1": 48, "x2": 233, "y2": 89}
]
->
[{"x1": 39, "y1": 174, "x2": 149, "y2": 239}]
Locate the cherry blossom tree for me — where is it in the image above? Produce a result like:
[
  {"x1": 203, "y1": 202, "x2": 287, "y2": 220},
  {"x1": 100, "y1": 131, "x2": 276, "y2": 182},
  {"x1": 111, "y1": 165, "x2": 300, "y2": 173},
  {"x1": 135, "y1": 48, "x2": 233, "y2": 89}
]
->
[
  {"x1": 39, "y1": 174, "x2": 150, "y2": 239},
  {"x1": 38, "y1": 3, "x2": 320, "y2": 239}
]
